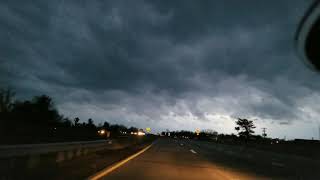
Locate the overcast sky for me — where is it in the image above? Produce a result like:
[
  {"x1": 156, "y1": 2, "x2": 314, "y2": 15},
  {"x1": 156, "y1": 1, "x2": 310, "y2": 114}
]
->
[{"x1": 1, "y1": 0, "x2": 319, "y2": 139}]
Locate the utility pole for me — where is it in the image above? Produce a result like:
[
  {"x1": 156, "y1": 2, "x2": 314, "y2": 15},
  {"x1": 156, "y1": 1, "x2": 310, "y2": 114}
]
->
[
  {"x1": 262, "y1": 127, "x2": 267, "y2": 138},
  {"x1": 318, "y1": 125, "x2": 320, "y2": 140}
]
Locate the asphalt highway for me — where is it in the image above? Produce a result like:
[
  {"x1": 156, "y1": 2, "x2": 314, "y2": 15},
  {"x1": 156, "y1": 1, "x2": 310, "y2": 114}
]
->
[{"x1": 102, "y1": 138, "x2": 263, "y2": 180}]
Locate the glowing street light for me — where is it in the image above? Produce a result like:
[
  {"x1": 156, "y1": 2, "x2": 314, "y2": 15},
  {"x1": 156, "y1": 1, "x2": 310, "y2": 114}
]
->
[
  {"x1": 137, "y1": 131, "x2": 145, "y2": 136},
  {"x1": 195, "y1": 129, "x2": 200, "y2": 136},
  {"x1": 98, "y1": 129, "x2": 106, "y2": 135}
]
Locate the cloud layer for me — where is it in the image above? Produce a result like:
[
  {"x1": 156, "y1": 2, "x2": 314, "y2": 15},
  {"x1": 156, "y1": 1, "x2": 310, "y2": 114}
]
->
[{"x1": 1, "y1": 0, "x2": 319, "y2": 139}]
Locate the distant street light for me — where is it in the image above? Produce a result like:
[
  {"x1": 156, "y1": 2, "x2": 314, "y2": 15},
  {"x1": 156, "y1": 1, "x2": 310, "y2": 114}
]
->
[
  {"x1": 195, "y1": 129, "x2": 200, "y2": 136},
  {"x1": 98, "y1": 129, "x2": 110, "y2": 138},
  {"x1": 98, "y1": 129, "x2": 106, "y2": 135},
  {"x1": 137, "y1": 131, "x2": 145, "y2": 136}
]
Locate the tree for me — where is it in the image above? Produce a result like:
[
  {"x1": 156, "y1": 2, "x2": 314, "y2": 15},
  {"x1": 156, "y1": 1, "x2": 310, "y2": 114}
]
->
[
  {"x1": 88, "y1": 118, "x2": 93, "y2": 125},
  {"x1": 109, "y1": 124, "x2": 128, "y2": 134},
  {"x1": 128, "y1": 126, "x2": 138, "y2": 132},
  {"x1": 32, "y1": 95, "x2": 54, "y2": 110},
  {"x1": 62, "y1": 118, "x2": 72, "y2": 127},
  {"x1": 0, "y1": 88, "x2": 15, "y2": 140},
  {"x1": 235, "y1": 118, "x2": 256, "y2": 141},
  {"x1": 103, "y1": 121, "x2": 110, "y2": 129},
  {"x1": 11, "y1": 95, "x2": 61, "y2": 126},
  {"x1": 202, "y1": 129, "x2": 218, "y2": 136},
  {"x1": 0, "y1": 88, "x2": 15, "y2": 113},
  {"x1": 74, "y1": 117, "x2": 80, "y2": 126},
  {"x1": 30, "y1": 95, "x2": 62, "y2": 125},
  {"x1": 87, "y1": 118, "x2": 96, "y2": 128}
]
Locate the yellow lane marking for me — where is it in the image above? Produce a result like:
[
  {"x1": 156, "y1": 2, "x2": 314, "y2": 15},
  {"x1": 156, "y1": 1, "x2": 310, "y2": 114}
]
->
[{"x1": 88, "y1": 144, "x2": 153, "y2": 180}]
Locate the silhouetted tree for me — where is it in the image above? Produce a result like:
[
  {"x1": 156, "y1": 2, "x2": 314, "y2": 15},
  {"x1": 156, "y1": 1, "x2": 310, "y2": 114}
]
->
[
  {"x1": 82, "y1": 122, "x2": 86, "y2": 127},
  {"x1": 0, "y1": 91, "x2": 145, "y2": 144},
  {"x1": 235, "y1": 118, "x2": 256, "y2": 141},
  {"x1": 2, "y1": 94, "x2": 64, "y2": 143},
  {"x1": 88, "y1": 118, "x2": 94, "y2": 126},
  {"x1": 0, "y1": 88, "x2": 15, "y2": 113},
  {"x1": 103, "y1": 121, "x2": 110, "y2": 129},
  {"x1": 202, "y1": 129, "x2": 218, "y2": 136},
  {"x1": 128, "y1": 126, "x2": 138, "y2": 132},
  {"x1": 109, "y1": 124, "x2": 128, "y2": 135},
  {"x1": 62, "y1": 118, "x2": 72, "y2": 127},
  {"x1": 88, "y1": 118, "x2": 93, "y2": 125},
  {"x1": 11, "y1": 95, "x2": 61, "y2": 126},
  {"x1": 87, "y1": 118, "x2": 96, "y2": 129},
  {"x1": 74, "y1": 117, "x2": 80, "y2": 126},
  {"x1": 32, "y1": 95, "x2": 53, "y2": 111},
  {"x1": 0, "y1": 88, "x2": 15, "y2": 140},
  {"x1": 167, "y1": 130, "x2": 195, "y2": 139}
]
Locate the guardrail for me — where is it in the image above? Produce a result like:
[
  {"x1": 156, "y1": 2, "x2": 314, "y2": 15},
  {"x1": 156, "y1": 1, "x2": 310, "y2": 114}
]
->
[
  {"x1": 0, "y1": 136, "x2": 155, "y2": 179},
  {"x1": 0, "y1": 139, "x2": 118, "y2": 165},
  {"x1": 0, "y1": 139, "x2": 113, "y2": 158}
]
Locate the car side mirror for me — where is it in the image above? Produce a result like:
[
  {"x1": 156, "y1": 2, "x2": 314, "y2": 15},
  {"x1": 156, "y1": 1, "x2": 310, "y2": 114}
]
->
[{"x1": 296, "y1": 1, "x2": 320, "y2": 71}]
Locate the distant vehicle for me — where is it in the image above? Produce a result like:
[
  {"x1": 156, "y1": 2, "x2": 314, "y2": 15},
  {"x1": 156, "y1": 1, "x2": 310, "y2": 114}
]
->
[{"x1": 296, "y1": 1, "x2": 320, "y2": 71}]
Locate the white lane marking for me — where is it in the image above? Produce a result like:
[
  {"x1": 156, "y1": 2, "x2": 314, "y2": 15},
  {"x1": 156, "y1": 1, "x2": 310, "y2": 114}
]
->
[
  {"x1": 190, "y1": 149, "x2": 197, "y2": 154},
  {"x1": 180, "y1": 143, "x2": 184, "y2": 146},
  {"x1": 88, "y1": 144, "x2": 153, "y2": 180},
  {"x1": 272, "y1": 162, "x2": 285, "y2": 167}
]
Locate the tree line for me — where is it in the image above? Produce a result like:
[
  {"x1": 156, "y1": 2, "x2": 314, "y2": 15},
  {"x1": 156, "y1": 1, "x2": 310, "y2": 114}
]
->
[
  {"x1": 0, "y1": 88, "x2": 139, "y2": 144},
  {"x1": 162, "y1": 118, "x2": 265, "y2": 144}
]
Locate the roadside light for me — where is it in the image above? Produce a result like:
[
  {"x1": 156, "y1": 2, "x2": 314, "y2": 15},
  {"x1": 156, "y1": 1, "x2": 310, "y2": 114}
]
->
[
  {"x1": 137, "y1": 131, "x2": 145, "y2": 136},
  {"x1": 195, "y1": 128, "x2": 200, "y2": 136},
  {"x1": 98, "y1": 129, "x2": 106, "y2": 135}
]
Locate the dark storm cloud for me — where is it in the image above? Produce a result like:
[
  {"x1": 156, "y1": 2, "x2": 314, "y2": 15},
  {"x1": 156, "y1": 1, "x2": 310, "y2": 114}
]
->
[{"x1": 1, "y1": 0, "x2": 319, "y2": 136}]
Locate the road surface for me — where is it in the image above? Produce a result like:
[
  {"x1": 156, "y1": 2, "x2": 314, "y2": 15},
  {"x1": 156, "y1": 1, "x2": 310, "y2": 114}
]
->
[{"x1": 102, "y1": 138, "x2": 263, "y2": 180}]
